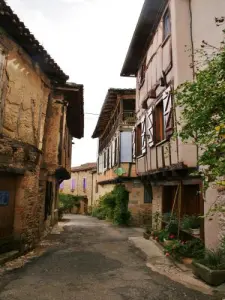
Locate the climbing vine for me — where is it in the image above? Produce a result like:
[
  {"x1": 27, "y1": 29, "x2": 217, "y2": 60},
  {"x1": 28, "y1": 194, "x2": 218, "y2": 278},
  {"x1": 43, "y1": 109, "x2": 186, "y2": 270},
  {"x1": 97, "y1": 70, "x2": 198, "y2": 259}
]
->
[{"x1": 174, "y1": 25, "x2": 225, "y2": 191}]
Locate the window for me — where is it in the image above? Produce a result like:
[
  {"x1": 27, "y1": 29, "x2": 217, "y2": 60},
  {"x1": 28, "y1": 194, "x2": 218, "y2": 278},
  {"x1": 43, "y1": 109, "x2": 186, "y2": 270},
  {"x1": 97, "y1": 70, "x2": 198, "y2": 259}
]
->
[
  {"x1": 103, "y1": 151, "x2": 107, "y2": 169},
  {"x1": 59, "y1": 181, "x2": 64, "y2": 192},
  {"x1": 83, "y1": 178, "x2": 87, "y2": 192},
  {"x1": 114, "y1": 138, "x2": 118, "y2": 165},
  {"x1": 163, "y1": 9, "x2": 171, "y2": 41},
  {"x1": 107, "y1": 147, "x2": 110, "y2": 169},
  {"x1": 136, "y1": 123, "x2": 142, "y2": 157},
  {"x1": 138, "y1": 57, "x2": 146, "y2": 88},
  {"x1": 95, "y1": 180, "x2": 98, "y2": 193},
  {"x1": 71, "y1": 178, "x2": 75, "y2": 192},
  {"x1": 144, "y1": 185, "x2": 153, "y2": 204},
  {"x1": 155, "y1": 101, "x2": 165, "y2": 143}
]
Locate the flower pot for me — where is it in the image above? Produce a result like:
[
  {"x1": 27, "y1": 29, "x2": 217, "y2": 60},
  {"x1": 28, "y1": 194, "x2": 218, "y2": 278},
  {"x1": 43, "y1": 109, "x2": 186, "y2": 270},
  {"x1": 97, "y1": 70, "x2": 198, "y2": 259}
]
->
[
  {"x1": 192, "y1": 261, "x2": 225, "y2": 286},
  {"x1": 182, "y1": 257, "x2": 193, "y2": 265},
  {"x1": 190, "y1": 228, "x2": 200, "y2": 235},
  {"x1": 163, "y1": 239, "x2": 173, "y2": 246},
  {"x1": 143, "y1": 232, "x2": 150, "y2": 240}
]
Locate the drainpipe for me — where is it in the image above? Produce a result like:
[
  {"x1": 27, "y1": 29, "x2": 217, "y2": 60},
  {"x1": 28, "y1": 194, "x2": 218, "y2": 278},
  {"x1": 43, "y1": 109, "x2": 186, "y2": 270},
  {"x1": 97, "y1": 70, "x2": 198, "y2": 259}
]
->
[
  {"x1": 91, "y1": 171, "x2": 94, "y2": 207},
  {"x1": 188, "y1": 0, "x2": 195, "y2": 79}
]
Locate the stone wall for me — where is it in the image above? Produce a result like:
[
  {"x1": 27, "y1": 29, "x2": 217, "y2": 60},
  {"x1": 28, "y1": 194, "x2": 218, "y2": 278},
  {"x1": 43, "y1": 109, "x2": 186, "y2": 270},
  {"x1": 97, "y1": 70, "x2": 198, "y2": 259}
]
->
[
  {"x1": 151, "y1": 186, "x2": 163, "y2": 230},
  {"x1": 0, "y1": 34, "x2": 50, "y2": 147},
  {"x1": 0, "y1": 33, "x2": 70, "y2": 250},
  {"x1": 62, "y1": 170, "x2": 95, "y2": 206}
]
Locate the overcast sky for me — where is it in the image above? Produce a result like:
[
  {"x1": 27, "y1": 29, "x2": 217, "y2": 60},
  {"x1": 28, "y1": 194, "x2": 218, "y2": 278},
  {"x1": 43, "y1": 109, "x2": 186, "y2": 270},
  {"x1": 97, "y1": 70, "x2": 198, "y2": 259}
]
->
[{"x1": 7, "y1": 0, "x2": 144, "y2": 166}]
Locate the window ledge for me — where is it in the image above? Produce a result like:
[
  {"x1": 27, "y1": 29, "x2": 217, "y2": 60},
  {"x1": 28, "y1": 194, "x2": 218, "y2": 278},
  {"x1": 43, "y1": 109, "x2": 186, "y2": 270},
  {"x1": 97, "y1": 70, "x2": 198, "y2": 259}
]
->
[
  {"x1": 136, "y1": 154, "x2": 145, "y2": 159},
  {"x1": 156, "y1": 139, "x2": 167, "y2": 147}
]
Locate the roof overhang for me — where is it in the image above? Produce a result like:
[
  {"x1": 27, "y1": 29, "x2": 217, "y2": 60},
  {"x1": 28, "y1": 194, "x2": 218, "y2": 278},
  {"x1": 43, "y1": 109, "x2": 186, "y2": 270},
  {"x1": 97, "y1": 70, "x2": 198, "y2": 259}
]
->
[
  {"x1": 0, "y1": 0, "x2": 68, "y2": 83},
  {"x1": 92, "y1": 88, "x2": 135, "y2": 139},
  {"x1": 56, "y1": 83, "x2": 84, "y2": 139},
  {"x1": 120, "y1": 0, "x2": 167, "y2": 77}
]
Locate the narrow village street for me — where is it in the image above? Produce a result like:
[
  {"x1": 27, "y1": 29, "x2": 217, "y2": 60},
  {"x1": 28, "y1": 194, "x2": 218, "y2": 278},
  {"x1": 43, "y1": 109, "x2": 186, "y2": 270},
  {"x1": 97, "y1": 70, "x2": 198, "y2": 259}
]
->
[{"x1": 0, "y1": 215, "x2": 218, "y2": 300}]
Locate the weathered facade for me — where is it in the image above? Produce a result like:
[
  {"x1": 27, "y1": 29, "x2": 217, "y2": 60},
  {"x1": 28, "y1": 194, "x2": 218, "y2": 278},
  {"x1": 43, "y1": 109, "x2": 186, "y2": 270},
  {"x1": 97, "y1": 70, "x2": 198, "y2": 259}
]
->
[
  {"x1": 121, "y1": 0, "x2": 225, "y2": 247},
  {"x1": 61, "y1": 163, "x2": 97, "y2": 214},
  {"x1": 92, "y1": 88, "x2": 152, "y2": 225},
  {"x1": 0, "y1": 0, "x2": 84, "y2": 252}
]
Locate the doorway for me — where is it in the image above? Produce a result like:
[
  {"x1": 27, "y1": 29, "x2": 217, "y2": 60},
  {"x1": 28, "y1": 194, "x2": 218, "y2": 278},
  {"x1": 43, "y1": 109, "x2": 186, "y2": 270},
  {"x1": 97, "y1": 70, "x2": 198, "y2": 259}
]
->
[{"x1": 0, "y1": 175, "x2": 16, "y2": 239}]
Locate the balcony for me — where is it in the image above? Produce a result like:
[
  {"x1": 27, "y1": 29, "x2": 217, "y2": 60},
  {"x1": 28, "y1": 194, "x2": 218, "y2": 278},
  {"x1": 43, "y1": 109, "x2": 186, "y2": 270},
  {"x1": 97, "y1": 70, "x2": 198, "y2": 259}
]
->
[
  {"x1": 99, "y1": 110, "x2": 136, "y2": 153},
  {"x1": 122, "y1": 111, "x2": 136, "y2": 126}
]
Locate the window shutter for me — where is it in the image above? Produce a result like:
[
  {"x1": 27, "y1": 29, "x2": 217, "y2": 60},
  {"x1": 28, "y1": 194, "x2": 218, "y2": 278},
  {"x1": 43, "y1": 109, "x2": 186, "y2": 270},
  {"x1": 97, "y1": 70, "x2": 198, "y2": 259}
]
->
[
  {"x1": 163, "y1": 86, "x2": 173, "y2": 139},
  {"x1": 147, "y1": 107, "x2": 154, "y2": 147},
  {"x1": 141, "y1": 117, "x2": 147, "y2": 154},
  {"x1": 132, "y1": 127, "x2": 136, "y2": 159}
]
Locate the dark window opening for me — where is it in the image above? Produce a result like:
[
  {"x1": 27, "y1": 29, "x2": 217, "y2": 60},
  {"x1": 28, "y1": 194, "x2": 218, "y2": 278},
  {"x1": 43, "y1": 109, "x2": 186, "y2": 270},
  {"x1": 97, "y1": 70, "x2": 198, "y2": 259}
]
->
[
  {"x1": 107, "y1": 147, "x2": 110, "y2": 169},
  {"x1": 104, "y1": 151, "x2": 107, "y2": 168},
  {"x1": 123, "y1": 99, "x2": 135, "y2": 112},
  {"x1": 144, "y1": 185, "x2": 152, "y2": 203},
  {"x1": 155, "y1": 101, "x2": 164, "y2": 143},
  {"x1": 114, "y1": 138, "x2": 118, "y2": 165},
  {"x1": 163, "y1": 9, "x2": 171, "y2": 41},
  {"x1": 136, "y1": 123, "x2": 142, "y2": 157}
]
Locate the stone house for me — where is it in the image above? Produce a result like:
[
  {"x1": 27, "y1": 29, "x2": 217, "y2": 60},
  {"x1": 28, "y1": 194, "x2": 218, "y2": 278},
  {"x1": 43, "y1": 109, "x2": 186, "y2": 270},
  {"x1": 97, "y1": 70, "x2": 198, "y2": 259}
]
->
[
  {"x1": 92, "y1": 88, "x2": 152, "y2": 225},
  {"x1": 0, "y1": 0, "x2": 84, "y2": 253},
  {"x1": 121, "y1": 0, "x2": 225, "y2": 248},
  {"x1": 61, "y1": 163, "x2": 97, "y2": 214}
]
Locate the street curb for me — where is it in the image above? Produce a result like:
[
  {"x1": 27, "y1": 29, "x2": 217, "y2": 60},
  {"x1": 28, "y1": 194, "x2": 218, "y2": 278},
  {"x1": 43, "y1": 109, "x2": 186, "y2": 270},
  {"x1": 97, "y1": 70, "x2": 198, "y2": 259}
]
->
[{"x1": 0, "y1": 250, "x2": 20, "y2": 266}]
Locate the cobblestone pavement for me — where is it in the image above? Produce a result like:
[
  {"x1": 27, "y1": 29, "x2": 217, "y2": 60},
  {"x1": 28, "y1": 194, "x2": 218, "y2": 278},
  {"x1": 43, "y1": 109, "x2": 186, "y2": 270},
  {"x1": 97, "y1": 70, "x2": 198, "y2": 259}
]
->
[{"x1": 0, "y1": 215, "x2": 220, "y2": 300}]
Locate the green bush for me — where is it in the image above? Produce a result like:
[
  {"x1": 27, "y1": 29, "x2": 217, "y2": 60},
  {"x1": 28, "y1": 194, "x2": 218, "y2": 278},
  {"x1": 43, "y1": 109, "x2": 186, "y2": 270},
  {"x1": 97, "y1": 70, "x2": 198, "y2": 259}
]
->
[
  {"x1": 113, "y1": 185, "x2": 130, "y2": 226},
  {"x1": 91, "y1": 185, "x2": 131, "y2": 226},
  {"x1": 59, "y1": 193, "x2": 81, "y2": 213}
]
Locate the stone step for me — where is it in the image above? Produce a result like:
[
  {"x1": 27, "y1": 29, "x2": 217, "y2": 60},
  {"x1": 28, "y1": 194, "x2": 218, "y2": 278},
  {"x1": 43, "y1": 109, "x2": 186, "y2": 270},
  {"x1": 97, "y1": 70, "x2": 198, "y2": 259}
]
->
[{"x1": 0, "y1": 250, "x2": 20, "y2": 265}]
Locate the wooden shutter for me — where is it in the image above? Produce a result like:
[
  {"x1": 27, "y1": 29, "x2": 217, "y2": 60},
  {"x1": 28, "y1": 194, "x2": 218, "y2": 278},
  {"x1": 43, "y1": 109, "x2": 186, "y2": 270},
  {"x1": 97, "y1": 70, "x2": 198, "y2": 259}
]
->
[
  {"x1": 132, "y1": 127, "x2": 136, "y2": 159},
  {"x1": 163, "y1": 86, "x2": 173, "y2": 139},
  {"x1": 141, "y1": 116, "x2": 147, "y2": 154},
  {"x1": 147, "y1": 106, "x2": 154, "y2": 147}
]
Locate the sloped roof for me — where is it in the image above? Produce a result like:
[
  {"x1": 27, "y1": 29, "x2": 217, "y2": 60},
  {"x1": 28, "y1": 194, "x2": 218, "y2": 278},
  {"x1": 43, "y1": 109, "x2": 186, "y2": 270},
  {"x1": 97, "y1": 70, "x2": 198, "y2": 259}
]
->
[
  {"x1": 92, "y1": 88, "x2": 135, "y2": 138},
  {"x1": 121, "y1": 0, "x2": 167, "y2": 77},
  {"x1": 0, "y1": 0, "x2": 68, "y2": 83},
  {"x1": 71, "y1": 163, "x2": 97, "y2": 172}
]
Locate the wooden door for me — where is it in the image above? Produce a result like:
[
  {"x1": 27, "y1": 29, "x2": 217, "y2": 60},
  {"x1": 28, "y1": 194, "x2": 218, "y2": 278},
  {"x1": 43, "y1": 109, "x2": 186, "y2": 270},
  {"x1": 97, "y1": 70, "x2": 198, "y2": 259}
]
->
[{"x1": 0, "y1": 175, "x2": 16, "y2": 239}]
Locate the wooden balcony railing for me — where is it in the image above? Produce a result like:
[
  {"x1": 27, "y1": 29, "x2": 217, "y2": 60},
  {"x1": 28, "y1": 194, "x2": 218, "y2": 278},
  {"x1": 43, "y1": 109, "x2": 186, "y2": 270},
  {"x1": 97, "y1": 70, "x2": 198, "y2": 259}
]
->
[{"x1": 99, "y1": 110, "x2": 135, "y2": 153}]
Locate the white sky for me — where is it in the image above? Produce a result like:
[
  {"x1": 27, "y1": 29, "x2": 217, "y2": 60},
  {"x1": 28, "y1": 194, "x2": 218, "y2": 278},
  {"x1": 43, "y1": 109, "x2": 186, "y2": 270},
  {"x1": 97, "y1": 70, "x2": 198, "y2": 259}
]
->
[{"x1": 6, "y1": 0, "x2": 144, "y2": 166}]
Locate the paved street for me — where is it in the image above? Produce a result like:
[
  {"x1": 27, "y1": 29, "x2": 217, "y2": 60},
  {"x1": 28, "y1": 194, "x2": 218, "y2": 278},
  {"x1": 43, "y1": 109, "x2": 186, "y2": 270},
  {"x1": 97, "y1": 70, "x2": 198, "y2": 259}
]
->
[{"x1": 0, "y1": 215, "x2": 218, "y2": 300}]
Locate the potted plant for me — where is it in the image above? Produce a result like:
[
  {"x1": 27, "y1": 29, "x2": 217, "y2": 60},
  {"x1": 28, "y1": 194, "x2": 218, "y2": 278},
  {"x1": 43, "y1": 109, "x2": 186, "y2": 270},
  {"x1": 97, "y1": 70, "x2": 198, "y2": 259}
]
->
[
  {"x1": 164, "y1": 234, "x2": 177, "y2": 246},
  {"x1": 182, "y1": 215, "x2": 201, "y2": 235},
  {"x1": 192, "y1": 248, "x2": 225, "y2": 286},
  {"x1": 143, "y1": 225, "x2": 152, "y2": 240}
]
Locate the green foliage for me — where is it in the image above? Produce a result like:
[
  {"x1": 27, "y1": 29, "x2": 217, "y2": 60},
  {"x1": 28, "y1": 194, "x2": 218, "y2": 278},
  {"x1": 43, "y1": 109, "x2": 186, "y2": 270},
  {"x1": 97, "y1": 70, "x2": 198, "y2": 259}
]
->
[
  {"x1": 197, "y1": 249, "x2": 225, "y2": 270},
  {"x1": 91, "y1": 185, "x2": 131, "y2": 225},
  {"x1": 181, "y1": 215, "x2": 201, "y2": 230},
  {"x1": 59, "y1": 193, "x2": 81, "y2": 212},
  {"x1": 164, "y1": 238, "x2": 205, "y2": 259},
  {"x1": 113, "y1": 185, "x2": 130, "y2": 225},
  {"x1": 174, "y1": 41, "x2": 225, "y2": 190}
]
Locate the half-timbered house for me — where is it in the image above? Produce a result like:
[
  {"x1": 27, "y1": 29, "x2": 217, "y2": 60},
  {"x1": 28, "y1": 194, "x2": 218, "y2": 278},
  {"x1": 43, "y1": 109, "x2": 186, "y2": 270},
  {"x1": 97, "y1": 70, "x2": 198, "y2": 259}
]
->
[
  {"x1": 92, "y1": 88, "x2": 152, "y2": 225},
  {"x1": 121, "y1": 0, "x2": 225, "y2": 248}
]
